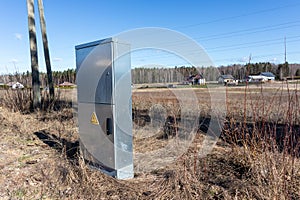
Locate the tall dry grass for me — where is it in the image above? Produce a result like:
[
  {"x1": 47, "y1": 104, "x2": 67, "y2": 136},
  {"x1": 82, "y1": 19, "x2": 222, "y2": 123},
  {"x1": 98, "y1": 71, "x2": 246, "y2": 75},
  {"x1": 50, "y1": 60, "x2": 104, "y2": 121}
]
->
[
  {"x1": 1, "y1": 81, "x2": 300, "y2": 199},
  {"x1": 221, "y1": 82, "x2": 300, "y2": 199},
  {"x1": 0, "y1": 88, "x2": 73, "y2": 113}
]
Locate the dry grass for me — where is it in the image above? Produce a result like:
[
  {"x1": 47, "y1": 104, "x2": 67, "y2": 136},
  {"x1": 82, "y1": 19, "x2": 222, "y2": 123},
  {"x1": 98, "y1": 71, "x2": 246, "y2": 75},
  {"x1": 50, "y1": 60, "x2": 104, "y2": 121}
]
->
[
  {"x1": 0, "y1": 88, "x2": 74, "y2": 113},
  {"x1": 0, "y1": 83, "x2": 299, "y2": 199}
]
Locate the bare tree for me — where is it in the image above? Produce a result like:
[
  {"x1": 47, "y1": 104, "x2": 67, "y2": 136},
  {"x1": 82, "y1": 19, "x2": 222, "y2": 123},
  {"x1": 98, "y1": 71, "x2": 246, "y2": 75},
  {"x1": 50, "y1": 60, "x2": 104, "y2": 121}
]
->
[
  {"x1": 27, "y1": 0, "x2": 41, "y2": 109},
  {"x1": 37, "y1": 0, "x2": 54, "y2": 99}
]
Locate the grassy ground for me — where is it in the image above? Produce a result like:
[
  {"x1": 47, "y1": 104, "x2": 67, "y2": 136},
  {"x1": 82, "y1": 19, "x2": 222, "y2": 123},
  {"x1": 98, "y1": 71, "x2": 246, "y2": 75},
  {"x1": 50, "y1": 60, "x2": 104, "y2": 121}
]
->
[{"x1": 0, "y1": 83, "x2": 299, "y2": 199}]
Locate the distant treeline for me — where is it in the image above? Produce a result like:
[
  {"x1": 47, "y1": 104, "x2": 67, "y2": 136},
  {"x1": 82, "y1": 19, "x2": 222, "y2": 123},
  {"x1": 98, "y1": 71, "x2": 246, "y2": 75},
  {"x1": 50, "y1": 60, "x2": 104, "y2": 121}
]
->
[
  {"x1": 1, "y1": 63, "x2": 300, "y2": 86},
  {"x1": 132, "y1": 62, "x2": 300, "y2": 83},
  {"x1": 0, "y1": 69, "x2": 76, "y2": 88}
]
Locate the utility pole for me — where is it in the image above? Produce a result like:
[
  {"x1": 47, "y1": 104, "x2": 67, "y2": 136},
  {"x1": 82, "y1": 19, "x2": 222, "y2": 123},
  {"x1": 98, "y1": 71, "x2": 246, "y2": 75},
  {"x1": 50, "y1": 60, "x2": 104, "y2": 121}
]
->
[
  {"x1": 27, "y1": 0, "x2": 41, "y2": 109},
  {"x1": 248, "y1": 53, "x2": 252, "y2": 64},
  {"x1": 37, "y1": 0, "x2": 54, "y2": 99},
  {"x1": 284, "y1": 36, "x2": 287, "y2": 63},
  {"x1": 284, "y1": 36, "x2": 293, "y2": 80},
  {"x1": 246, "y1": 53, "x2": 251, "y2": 76}
]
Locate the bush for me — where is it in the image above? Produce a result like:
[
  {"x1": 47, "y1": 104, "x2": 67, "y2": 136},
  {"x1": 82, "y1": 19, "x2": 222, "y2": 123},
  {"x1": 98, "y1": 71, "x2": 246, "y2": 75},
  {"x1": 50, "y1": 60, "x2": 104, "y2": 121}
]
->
[{"x1": 0, "y1": 88, "x2": 73, "y2": 113}]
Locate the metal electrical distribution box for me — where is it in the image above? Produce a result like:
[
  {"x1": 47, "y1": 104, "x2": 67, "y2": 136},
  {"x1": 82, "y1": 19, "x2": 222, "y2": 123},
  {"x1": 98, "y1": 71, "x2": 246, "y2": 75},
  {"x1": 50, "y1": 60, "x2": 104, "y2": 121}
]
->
[{"x1": 75, "y1": 38, "x2": 133, "y2": 179}]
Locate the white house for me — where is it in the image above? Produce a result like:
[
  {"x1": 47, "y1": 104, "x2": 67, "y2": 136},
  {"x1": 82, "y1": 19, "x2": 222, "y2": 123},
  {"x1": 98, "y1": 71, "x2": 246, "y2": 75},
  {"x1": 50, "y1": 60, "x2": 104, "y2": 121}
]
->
[
  {"x1": 187, "y1": 74, "x2": 206, "y2": 85},
  {"x1": 218, "y1": 75, "x2": 238, "y2": 85},
  {"x1": 6, "y1": 82, "x2": 24, "y2": 89},
  {"x1": 12, "y1": 82, "x2": 24, "y2": 89},
  {"x1": 260, "y1": 72, "x2": 275, "y2": 81},
  {"x1": 248, "y1": 72, "x2": 275, "y2": 82}
]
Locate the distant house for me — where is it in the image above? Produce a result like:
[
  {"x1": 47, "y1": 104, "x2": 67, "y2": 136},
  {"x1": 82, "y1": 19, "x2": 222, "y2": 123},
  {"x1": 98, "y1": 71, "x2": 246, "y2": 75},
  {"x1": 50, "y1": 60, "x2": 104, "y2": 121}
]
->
[
  {"x1": 247, "y1": 75, "x2": 264, "y2": 82},
  {"x1": 6, "y1": 82, "x2": 24, "y2": 89},
  {"x1": 218, "y1": 75, "x2": 238, "y2": 85},
  {"x1": 248, "y1": 72, "x2": 275, "y2": 82},
  {"x1": 260, "y1": 72, "x2": 275, "y2": 81},
  {"x1": 187, "y1": 74, "x2": 206, "y2": 85}
]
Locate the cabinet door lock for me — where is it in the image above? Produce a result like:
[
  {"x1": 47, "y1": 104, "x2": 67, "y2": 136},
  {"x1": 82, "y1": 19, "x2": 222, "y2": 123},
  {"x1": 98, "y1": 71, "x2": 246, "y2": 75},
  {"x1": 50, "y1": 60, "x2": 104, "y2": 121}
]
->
[{"x1": 106, "y1": 118, "x2": 113, "y2": 135}]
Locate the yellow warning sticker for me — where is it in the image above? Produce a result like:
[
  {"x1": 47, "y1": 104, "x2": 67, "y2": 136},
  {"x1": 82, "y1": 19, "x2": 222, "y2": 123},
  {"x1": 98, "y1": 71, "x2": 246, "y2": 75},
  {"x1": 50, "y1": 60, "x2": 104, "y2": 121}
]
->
[{"x1": 90, "y1": 112, "x2": 99, "y2": 125}]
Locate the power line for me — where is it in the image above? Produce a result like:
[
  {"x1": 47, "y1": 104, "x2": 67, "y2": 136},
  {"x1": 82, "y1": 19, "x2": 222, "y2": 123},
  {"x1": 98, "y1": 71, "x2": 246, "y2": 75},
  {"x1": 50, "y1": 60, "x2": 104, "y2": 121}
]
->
[
  {"x1": 169, "y1": 21, "x2": 300, "y2": 47},
  {"x1": 134, "y1": 20, "x2": 300, "y2": 50},
  {"x1": 11, "y1": 20, "x2": 300, "y2": 63},
  {"x1": 174, "y1": 3, "x2": 300, "y2": 29},
  {"x1": 200, "y1": 22, "x2": 300, "y2": 41},
  {"x1": 206, "y1": 35, "x2": 300, "y2": 51},
  {"x1": 132, "y1": 35, "x2": 300, "y2": 60},
  {"x1": 132, "y1": 49, "x2": 300, "y2": 67},
  {"x1": 207, "y1": 38, "x2": 300, "y2": 53}
]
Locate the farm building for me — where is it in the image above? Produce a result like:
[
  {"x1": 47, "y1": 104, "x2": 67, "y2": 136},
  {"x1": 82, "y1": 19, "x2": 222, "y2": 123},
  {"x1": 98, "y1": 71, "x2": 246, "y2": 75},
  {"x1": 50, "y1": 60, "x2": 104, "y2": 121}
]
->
[
  {"x1": 187, "y1": 74, "x2": 206, "y2": 85},
  {"x1": 218, "y1": 75, "x2": 238, "y2": 85},
  {"x1": 248, "y1": 72, "x2": 275, "y2": 82},
  {"x1": 260, "y1": 72, "x2": 275, "y2": 81},
  {"x1": 6, "y1": 82, "x2": 24, "y2": 89}
]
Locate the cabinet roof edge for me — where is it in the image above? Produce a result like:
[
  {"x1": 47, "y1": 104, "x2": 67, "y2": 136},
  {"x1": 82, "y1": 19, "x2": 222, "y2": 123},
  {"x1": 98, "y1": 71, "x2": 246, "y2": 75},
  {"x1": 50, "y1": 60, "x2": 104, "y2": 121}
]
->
[{"x1": 75, "y1": 37, "x2": 129, "y2": 50}]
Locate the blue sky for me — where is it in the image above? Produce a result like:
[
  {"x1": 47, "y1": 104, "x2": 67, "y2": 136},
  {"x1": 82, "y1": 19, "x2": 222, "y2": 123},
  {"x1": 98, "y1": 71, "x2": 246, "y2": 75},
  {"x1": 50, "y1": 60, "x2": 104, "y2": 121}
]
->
[{"x1": 1, "y1": 0, "x2": 300, "y2": 74}]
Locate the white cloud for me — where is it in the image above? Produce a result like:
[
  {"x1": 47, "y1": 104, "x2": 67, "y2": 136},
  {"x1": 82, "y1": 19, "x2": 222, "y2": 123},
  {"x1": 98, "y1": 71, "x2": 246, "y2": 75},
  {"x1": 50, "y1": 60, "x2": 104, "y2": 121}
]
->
[
  {"x1": 53, "y1": 57, "x2": 63, "y2": 62},
  {"x1": 14, "y1": 33, "x2": 22, "y2": 40}
]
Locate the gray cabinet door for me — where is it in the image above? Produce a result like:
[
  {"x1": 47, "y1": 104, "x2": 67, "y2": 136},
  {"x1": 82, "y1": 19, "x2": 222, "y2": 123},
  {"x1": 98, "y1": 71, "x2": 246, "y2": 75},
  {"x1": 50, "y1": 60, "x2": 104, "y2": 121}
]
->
[{"x1": 76, "y1": 41, "x2": 113, "y2": 104}]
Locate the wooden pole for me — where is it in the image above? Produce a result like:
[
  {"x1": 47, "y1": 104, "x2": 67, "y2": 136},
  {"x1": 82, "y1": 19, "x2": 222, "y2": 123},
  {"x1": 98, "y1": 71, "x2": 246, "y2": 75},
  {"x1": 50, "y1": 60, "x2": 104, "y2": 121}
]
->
[
  {"x1": 37, "y1": 0, "x2": 55, "y2": 99},
  {"x1": 27, "y1": 0, "x2": 41, "y2": 109}
]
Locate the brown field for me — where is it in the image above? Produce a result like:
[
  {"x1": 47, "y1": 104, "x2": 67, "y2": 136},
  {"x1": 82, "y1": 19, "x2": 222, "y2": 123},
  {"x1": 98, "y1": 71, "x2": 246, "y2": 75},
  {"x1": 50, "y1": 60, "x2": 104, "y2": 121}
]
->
[{"x1": 0, "y1": 83, "x2": 300, "y2": 199}]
